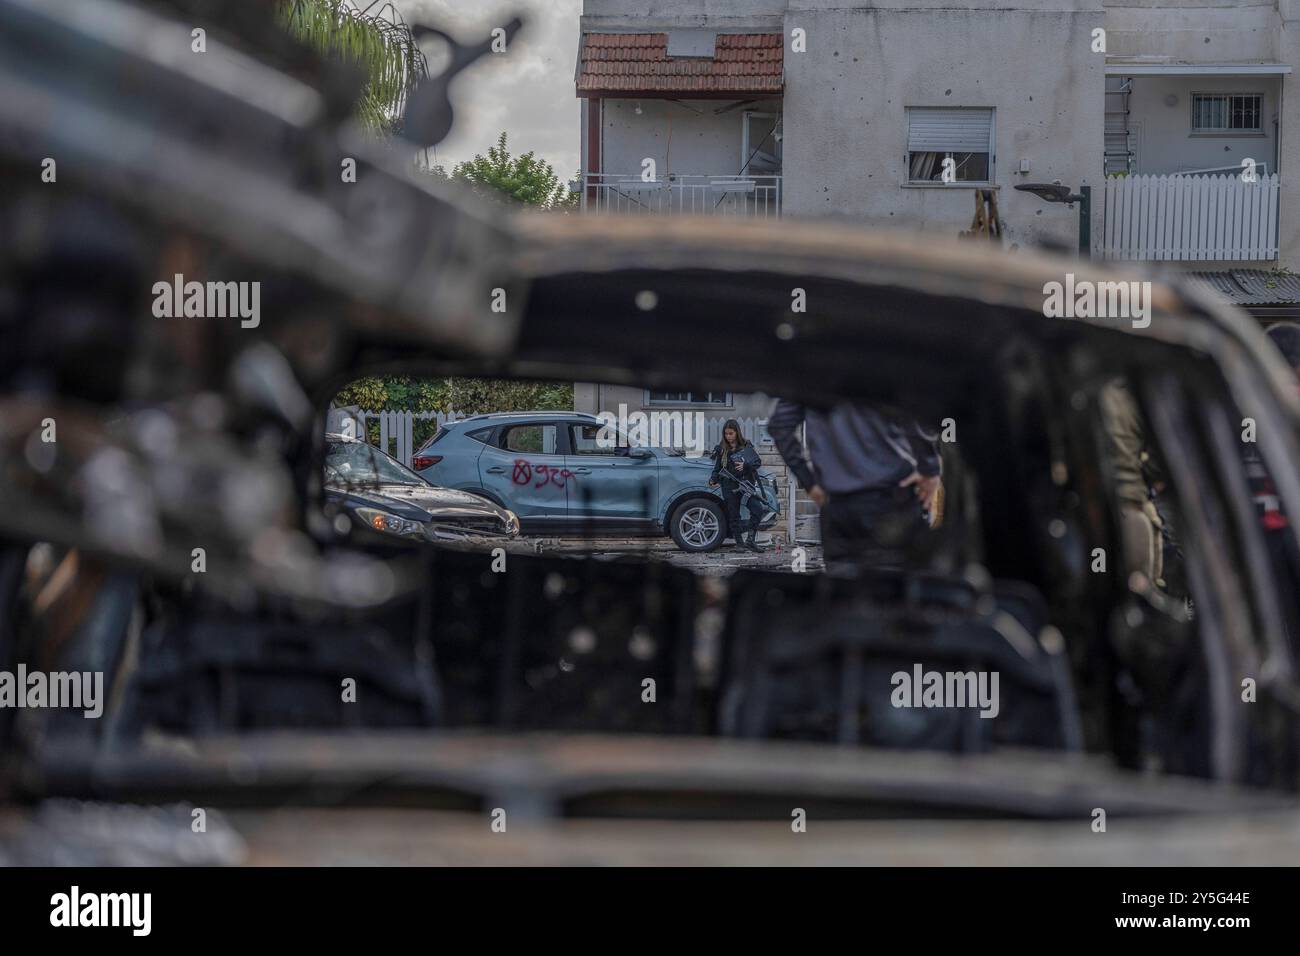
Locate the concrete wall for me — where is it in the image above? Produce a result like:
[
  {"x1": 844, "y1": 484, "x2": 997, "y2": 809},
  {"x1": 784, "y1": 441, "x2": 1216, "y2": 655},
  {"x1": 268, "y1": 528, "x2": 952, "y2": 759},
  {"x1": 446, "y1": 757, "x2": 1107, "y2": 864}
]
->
[
  {"x1": 1125, "y1": 75, "x2": 1279, "y2": 175},
  {"x1": 1283, "y1": 2, "x2": 1300, "y2": 265},
  {"x1": 599, "y1": 98, "x2": 779, "y2": 177},
  {"x1": 582, "y1": 0, "x2": 784, "y2": 30},
  {"x1": 1103, "y1": 0, "x2": 1279, "y2": 62},
  {"x1": 580, "y1": 0, "x2": 1300, "y2": 266},
  {"x1": 779, "y1": 0, "x2": 1104, "y2": 252}
]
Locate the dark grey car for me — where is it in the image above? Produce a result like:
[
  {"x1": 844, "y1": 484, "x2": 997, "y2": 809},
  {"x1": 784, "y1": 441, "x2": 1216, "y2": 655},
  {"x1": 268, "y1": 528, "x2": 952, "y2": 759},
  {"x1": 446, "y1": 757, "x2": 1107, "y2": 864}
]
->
[{"x1": 325, "y1": 434, "x2": 519, "y2": 541}]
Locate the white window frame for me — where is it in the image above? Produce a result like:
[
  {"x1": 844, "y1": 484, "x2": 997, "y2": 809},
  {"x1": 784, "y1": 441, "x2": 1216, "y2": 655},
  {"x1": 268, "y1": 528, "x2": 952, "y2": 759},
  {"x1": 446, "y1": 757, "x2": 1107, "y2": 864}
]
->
[
  {"x1": 904, "y1": 107, "x2": 995, "y2": 187},
  {"x1": 1190, "y1": 92, "x2": 1264, "y2": 135},
  {"x1": 742, "y1": 111, "x2": 782, "y2": 175}
]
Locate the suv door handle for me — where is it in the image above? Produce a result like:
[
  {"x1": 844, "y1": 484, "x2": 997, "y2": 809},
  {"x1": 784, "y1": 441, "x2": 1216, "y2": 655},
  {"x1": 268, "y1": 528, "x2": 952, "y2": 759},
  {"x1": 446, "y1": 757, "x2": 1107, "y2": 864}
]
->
[
  {"x1": 571, "y1": 467, "x2": 592, "y2": 475},
  {"x1": 485, "y1": 466, "x2": 505, "y2": 474}
]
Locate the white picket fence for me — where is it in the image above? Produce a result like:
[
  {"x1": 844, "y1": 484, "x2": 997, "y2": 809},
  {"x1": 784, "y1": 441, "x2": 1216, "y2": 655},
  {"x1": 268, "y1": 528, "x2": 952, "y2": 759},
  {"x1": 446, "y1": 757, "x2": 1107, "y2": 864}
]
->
[
  {"x1": 349, "y1": 409, "x2": 467, "y2": 466},
  {"x1": 1100, "y1": 172, "x2": 1280, "y2": 261}
]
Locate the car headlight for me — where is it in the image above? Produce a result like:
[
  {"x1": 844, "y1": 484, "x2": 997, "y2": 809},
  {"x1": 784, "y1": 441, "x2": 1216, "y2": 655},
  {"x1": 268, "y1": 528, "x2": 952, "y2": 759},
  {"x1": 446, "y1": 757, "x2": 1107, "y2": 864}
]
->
[
  {"x1": 355, "y1": 507, "x2": 426, "y2": 539},
  {"x1": 504, "y1": 510, "x2": 520, "y2": 535}
]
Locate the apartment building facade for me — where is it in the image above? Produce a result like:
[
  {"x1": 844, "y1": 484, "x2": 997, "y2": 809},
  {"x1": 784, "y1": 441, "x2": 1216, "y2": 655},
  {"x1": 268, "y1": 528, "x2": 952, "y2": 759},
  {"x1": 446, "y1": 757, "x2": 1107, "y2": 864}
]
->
[{"x1": 573, "y1": 0, "x2": 1300, "y2": 421}]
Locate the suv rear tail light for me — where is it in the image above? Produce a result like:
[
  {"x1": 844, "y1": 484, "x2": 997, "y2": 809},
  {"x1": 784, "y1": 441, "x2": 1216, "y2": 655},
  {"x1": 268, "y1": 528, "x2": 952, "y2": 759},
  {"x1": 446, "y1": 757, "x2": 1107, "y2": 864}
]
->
[{"x1": 412, "y1": 455, "x2": 442, "y2": 470}]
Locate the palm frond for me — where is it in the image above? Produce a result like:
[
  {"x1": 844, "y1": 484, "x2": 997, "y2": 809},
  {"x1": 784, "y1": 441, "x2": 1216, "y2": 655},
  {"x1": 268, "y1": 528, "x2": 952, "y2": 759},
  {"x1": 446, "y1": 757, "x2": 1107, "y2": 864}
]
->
[{"x1": 278, "y1": 0, "x2": 427, "y2": 133}]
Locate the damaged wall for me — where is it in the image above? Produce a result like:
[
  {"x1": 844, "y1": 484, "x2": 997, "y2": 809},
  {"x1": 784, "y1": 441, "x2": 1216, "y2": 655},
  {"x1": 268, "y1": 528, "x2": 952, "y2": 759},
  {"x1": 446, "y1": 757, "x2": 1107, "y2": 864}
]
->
[
  {"x1": 600, "y1": 98, "x2": 770, "y2": 178},
  {"x1": 780, "y1": 0, "x2": 1104, "y2": 252}
]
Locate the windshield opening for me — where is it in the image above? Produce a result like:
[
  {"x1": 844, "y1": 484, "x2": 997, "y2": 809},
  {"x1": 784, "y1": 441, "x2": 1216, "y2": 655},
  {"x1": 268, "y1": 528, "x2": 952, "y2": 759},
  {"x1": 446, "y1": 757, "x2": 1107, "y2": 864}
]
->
[{"x1": 325, "y1": 440, "x2": 425, "y2": 488}]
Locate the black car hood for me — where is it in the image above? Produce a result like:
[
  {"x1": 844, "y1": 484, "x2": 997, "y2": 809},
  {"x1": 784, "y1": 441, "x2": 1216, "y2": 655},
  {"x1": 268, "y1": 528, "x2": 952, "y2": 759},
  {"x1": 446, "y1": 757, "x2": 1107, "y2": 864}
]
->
[
  {"x1": 325, "y1": 487, "x2": 432, "y2": 523},
  {"x1": 326, "y1": 483, "x2": 511, "y2": 524}
]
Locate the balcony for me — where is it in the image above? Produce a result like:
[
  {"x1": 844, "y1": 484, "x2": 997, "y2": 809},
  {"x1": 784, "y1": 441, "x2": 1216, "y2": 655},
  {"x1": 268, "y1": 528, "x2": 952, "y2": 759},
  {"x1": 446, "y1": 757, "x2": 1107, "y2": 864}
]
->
[
  {"x1": 582, "y1": 173, "x2": 783, "y2": 218},
  {"x1": 1099, "y1": 171, "x2": 1280, "y2": 261}
]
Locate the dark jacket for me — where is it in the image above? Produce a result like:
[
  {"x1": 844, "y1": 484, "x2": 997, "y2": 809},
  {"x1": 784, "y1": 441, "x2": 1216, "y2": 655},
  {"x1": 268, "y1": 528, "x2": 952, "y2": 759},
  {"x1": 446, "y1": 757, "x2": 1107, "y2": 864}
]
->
[
  {"x1": 768, "y1": 400, "x2": 940, "y2": 496},
  {"x1": 710, "y1": 441, "x2": 761, "y2": 488}
]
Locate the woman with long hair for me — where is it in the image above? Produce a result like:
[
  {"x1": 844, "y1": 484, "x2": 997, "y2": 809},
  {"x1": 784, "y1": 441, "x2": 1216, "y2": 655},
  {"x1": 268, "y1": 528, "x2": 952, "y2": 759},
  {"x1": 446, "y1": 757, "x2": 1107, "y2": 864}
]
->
[{"x1": 709, "y1": 419, "x2": 767, "y2": 551}]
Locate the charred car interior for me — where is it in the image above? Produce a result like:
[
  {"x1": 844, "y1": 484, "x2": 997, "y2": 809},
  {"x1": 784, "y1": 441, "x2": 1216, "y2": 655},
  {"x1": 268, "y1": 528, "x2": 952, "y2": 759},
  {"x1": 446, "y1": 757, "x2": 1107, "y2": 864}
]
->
[{"x1": 1, "y1": 0, "x2": 1300, "y2": 866}]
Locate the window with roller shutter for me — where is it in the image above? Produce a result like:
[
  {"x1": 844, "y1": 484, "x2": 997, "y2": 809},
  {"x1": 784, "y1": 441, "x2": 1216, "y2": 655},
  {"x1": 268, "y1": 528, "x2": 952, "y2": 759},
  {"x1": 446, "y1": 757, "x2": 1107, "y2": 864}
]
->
[{"x1": 905, "y1": 107, "x2": 994, "y2": 185}]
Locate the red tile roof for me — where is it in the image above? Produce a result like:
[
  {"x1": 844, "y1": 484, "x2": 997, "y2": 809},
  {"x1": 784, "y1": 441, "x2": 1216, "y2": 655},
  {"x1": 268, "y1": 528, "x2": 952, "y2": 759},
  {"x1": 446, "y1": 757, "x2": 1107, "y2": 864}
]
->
[{"x1": 577, "y1": 33, "x2": 783, "y2": 97}]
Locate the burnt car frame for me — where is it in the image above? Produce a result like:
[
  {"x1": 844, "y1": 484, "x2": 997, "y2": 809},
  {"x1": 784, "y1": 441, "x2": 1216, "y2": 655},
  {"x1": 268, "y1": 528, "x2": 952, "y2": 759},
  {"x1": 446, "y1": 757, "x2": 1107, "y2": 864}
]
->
[
  {"x1": 1, "y1": 0, "x2": 1299, "y2": 864},
  {"x1": 323, "y1": 433, "x2": 520, "y2": 543}
]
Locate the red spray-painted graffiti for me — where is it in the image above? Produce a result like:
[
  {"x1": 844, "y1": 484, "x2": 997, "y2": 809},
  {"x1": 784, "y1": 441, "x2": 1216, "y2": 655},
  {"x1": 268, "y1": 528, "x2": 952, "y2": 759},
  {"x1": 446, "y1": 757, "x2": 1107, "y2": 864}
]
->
[{"x1": 511, "y1": 459, "x2": 574, "y2": 489}]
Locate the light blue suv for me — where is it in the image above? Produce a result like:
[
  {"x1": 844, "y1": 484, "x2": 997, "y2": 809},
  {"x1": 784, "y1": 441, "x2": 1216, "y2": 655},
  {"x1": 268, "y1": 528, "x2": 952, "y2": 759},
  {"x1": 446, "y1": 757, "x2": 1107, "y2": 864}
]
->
[{"x1": 411, "y1": 412, "x2": 779, "y2": 551}]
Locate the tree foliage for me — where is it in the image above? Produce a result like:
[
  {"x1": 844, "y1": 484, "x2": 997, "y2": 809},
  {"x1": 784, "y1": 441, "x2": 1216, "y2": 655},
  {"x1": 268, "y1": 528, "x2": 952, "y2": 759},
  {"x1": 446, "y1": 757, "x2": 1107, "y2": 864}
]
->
[
  {"x1": 277, "y1": 0, "x2": 425, "y2": 134},
  {"x1": 442, "y1": 379, "x2": 574, "y2": 413},
  {"x1": 332, "y1": 376, "x2": 444, "y2": 413},
  {"x1": 434, "y1": 132, "x2": 578, "y2": 210},
  {"x1": 333, "y1": 377, "x2": 573, "y2": 448},
  {"x1": 282, "y1": 8, "x2": 574, "y2": 413},
  {"x1": 333, "y1": 377, "x2": 573, "y2": 416}
]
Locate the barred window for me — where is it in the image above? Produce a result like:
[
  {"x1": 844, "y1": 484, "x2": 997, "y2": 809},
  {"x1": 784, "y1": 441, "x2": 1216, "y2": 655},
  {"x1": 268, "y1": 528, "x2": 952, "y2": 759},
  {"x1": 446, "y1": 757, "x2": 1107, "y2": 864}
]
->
[
  {"x1": 647, "y1": 391, "x2": 730, "y2": 405},
  {"x1": 1191, "y1": 94, "x2": 1262, "y2": 133}
]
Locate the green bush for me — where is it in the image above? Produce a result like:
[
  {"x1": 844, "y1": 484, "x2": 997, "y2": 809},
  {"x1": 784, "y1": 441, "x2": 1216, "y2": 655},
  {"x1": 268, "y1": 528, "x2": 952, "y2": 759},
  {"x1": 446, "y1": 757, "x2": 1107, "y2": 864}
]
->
[{"x1": 334, "y1": 376, "x2": 572, "y2": 414}]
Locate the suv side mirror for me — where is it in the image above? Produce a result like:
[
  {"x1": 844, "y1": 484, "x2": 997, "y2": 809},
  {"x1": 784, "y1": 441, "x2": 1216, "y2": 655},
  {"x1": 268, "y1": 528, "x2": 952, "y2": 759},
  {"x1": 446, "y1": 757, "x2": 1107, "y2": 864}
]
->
[{"x1": 627, "y1": 447, "x2": 653, "y2": 459}]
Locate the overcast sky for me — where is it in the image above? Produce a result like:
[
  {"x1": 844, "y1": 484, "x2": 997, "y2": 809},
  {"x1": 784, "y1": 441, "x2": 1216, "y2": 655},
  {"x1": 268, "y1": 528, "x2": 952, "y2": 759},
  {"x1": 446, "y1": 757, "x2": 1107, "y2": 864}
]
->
[{"x1": 393, "y1": 0, "x2": 582, "y2": 178}]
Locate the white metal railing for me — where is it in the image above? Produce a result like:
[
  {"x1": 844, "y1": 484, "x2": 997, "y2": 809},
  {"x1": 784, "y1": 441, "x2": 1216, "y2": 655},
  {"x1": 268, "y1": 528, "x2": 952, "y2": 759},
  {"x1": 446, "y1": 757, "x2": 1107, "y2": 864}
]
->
[
  {"x1": 1100, "y1": 173, "x2": 1280, "y2": 261},
  {"x1": 582, "y1": 173, "x2": 782, "y2": 217}
]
